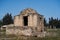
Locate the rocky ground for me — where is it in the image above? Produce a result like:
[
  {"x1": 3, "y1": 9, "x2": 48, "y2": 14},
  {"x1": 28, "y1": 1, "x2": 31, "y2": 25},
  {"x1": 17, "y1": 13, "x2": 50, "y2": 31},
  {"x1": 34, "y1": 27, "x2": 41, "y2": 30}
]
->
[{"x1": 0, "y1": 28, "x2": 60, "y2": 40}]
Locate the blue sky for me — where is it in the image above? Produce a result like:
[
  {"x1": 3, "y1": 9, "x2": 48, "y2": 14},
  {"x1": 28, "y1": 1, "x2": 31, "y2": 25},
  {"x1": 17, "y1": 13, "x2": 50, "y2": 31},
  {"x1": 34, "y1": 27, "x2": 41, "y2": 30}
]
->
[{"x1": 0, "y1": 0, "x2": 60, "y2": 21}]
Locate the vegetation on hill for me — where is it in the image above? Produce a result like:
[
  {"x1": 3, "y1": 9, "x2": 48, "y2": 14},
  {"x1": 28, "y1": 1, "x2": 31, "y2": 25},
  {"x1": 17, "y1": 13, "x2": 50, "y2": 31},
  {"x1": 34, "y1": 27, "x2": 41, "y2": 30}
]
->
[
  {"x1": 44, "y1": 17, "x2": 60, "y2": 28},
  {"x1": 0, "y1": 20, "x2": 3, "y2": 27},
  {"x1": 0, "y1": 13, "x2": 13, "y2": 26},
  {"x1": 49, "y1": 17, "x2": 60, "y2": 28}
]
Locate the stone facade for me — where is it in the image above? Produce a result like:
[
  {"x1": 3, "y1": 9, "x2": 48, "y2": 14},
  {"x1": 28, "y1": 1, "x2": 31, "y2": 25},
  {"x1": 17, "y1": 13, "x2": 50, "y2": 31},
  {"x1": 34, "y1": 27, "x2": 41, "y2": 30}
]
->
[
  {"x1": 14, "y1": 8, "x2": 44, "y2": 32},
  {"x1": 6, "y1": 8, "x2": 44, "y2": 37}
]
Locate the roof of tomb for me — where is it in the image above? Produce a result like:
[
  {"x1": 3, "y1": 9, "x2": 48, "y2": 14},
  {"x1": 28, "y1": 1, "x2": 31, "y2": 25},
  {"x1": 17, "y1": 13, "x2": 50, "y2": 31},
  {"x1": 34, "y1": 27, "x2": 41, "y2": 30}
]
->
[
  {"x1": 20, "y1": 8, "x2": 38, "y2": 14},
  {"x1": 14, "y1": 8, "x2": 44, "y2": 17}
]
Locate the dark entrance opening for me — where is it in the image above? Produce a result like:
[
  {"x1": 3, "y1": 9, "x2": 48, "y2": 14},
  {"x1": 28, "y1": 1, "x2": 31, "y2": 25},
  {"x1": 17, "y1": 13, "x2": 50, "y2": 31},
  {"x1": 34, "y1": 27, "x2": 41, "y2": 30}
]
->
[{"x1": 23, "y1": 16, "x2": 28, "y2": 26}]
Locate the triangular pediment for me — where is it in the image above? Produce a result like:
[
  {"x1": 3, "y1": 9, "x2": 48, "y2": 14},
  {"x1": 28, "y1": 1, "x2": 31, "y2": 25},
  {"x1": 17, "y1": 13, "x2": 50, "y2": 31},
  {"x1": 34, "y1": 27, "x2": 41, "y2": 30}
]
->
[{"x1": 20, "y1": 8, "x2": 37, "y2": 15}]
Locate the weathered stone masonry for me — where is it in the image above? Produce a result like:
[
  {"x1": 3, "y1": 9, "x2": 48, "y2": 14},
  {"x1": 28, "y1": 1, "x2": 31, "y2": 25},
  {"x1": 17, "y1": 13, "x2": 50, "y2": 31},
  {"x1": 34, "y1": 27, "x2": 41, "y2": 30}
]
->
[{"x1": 6, "y1": 8, "x2": 44, "y2": 37}]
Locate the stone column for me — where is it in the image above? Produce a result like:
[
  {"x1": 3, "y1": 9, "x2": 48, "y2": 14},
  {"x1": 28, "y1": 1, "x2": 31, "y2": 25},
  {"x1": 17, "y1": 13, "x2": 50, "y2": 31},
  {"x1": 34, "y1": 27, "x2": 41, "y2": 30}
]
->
[
  {"x1": 28, "y1": 14, "x2": 33, "y2": 27},
  {"x1": 14, "y1": 16, "x2": 20, "y2": 26},
  {"x1": 33, "y1": 14, "x2": 37, "y2": 27},
  {"x1": 19, "y1": 15, "x2": 23, "y2": 27},
  {"x1": 40, "y1": 17, "x2": 44, "y2": 32}
]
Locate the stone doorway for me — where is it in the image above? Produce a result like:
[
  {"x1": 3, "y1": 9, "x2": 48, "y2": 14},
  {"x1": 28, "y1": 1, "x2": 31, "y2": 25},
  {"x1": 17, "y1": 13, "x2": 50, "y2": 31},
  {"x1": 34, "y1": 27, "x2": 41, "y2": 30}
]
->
[{"x1": 23, "y1": 16, "x2": 28, "y2": 26}]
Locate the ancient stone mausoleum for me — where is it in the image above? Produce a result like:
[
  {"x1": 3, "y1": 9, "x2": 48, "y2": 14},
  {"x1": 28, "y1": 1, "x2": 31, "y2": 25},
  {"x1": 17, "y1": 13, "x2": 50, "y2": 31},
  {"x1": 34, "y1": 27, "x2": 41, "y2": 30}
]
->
[
  {"x1": 6, "y1": 8, "x2": 45, "y2": 37},
  {"x1": 14, "y1": 8, "x2": 44, "y2": 32}
]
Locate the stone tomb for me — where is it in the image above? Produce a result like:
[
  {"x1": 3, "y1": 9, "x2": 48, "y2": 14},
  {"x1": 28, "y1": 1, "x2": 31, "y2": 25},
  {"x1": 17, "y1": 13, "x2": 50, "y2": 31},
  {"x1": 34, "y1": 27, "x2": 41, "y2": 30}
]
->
[{"x1": 6, "y1": 8, "x2": 44, "y2": 37}]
